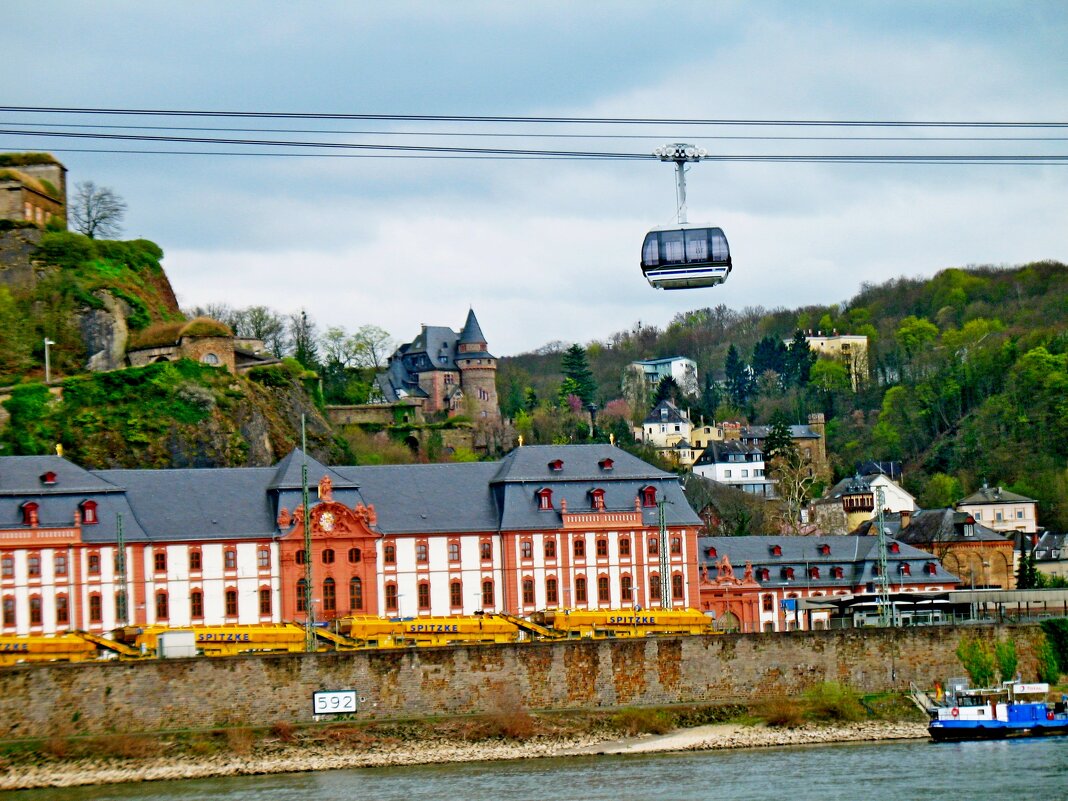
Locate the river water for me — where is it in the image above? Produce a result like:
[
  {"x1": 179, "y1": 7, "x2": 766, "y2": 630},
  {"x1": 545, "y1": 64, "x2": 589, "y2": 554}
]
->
[{"x1": 4, "y1": 738, "x2": 1067, "y2": 801}]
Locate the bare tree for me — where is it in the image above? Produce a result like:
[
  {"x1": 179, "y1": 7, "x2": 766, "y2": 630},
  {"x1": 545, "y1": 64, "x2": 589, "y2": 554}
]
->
[
  {"x1": 350, "y1": 325, "x2": 393, "y2": 369},
  {"x1": 70, "y1": 181, "x2": 127, "y2": 239}
]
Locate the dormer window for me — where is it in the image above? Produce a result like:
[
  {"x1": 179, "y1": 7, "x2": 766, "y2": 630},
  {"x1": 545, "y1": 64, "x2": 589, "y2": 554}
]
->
[
  {"x1": 536, "y1": 488, "x2": 553, "y2": 511},
  {"x1": 809, "y1": 566, "x2": 820, "y2": 579},
  {"x1": 831, "y1": 566, "x2": 844, "y2": 580},
  {"x1": 781, "y1": 566, "x2": 795, "y2": 581},
  {"x1": 770, "y1": 544, "x2": 782, "y2": 557},
  {"x1": 40, "y1": 472, "x2": 57, "y2": 485},
  {"x1": 899, "y1": 563, "x2": 911, "y2": 576},
  {"x1": 548, "y1": 459, "x2": 564, "y2": 472},
  {"x1": 21, "y1": 502, "x2": 39, "y2": 527},
  {"x1": 872, "y1": 565, "x2": 881, "y2": 577},
  {"x1": 889, "y1": 542, "x2": 900, "y2": 554},
  {"x1": 589, "y1": 488, "x2": 606, "y2": 511},
  {"x1": 925, "y1": 562, "x2": 938, "y2": 575},
  {"x1": 640, "y1": 486, "x2": 657, "y2": 508},
  {"x1": 80, "y1": 500, "x2": 99, "y2": 525},
  {"x1": 819, "y1": 544, "x2": 831, "y2": 556},
  {"x1": 759, "y1": 568, "x2": 771, "y2": 581},
  {"x1": 706, "y1": 546, "x2": 717, "y2": 558},
  {"x1": 598, "y1": 458, "x2": 614, "y2": 471}
]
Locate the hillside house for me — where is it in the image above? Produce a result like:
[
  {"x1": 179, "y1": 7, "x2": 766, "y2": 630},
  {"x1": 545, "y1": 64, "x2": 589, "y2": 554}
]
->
[
  {"x1": 0, "y1": 153, "x2": 67, "y2": 229},
  {"x1": 956, "y1": 484, "x2": 1038, "y2": 535}
]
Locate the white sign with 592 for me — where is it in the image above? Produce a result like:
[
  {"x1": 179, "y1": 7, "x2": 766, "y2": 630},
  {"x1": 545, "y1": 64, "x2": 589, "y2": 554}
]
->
[{"x1": 312, "y1": 690, "x2": 357, "y2": 715}]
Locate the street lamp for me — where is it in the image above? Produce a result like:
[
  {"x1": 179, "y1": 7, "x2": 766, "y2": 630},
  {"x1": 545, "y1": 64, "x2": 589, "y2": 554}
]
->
[{"x1": 43, "y1": 338, "x2": 55, "y2": 383}]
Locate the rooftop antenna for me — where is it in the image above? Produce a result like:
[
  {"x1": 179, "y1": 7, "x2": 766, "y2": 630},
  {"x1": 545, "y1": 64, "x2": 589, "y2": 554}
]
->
[{"x1": 655, "y1": 143, "x2": 707, "y2": 225}]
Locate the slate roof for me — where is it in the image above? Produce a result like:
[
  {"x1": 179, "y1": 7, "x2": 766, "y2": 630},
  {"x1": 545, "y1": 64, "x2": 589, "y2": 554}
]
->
[
  {"x1": 699, "y1": 535, "x2": 959, "y2": 588},
  {"x1": 693, "y1": 440, "x2": 762, "y2": 467},
  {"x1": 642, "y1": 400, "x2": 689, "y2": 426},
  {"x1": 958, "y1": 486, "x2": 1036, "y2": 506},
  {"x1": 1033, "y1": 533, "x2": 1067, "y2": 562},
  {"x1": 741, "y1": 424, "x2": 821, "y2": 440},
  {"x1": 894, "y1": 508, "x2": 1009, "y2": 545},
  {"x1": 822, "y1": 474, "x2": 881, "y2": 501},
  {"x1": 458, "y1": 309, "x2": 488, "y2": 348},
  {"x1": 0, "y1": 445, "x2": 701, "y2": 543}
]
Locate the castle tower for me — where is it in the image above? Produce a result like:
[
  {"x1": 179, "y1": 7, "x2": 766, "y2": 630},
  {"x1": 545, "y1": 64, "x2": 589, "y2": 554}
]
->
[{"x1": 455, "y1": 309, "x2": 500, "y2": 421}]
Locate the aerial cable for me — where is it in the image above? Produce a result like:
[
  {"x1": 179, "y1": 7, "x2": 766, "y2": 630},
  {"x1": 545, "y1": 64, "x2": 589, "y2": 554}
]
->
[{"x1": 2, "y1": 105, "x2": 1067, "y2": 128}]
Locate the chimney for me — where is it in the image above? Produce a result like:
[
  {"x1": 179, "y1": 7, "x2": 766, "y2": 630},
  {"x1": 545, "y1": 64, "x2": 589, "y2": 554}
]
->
[{"x1": 900, "y1": 509, "x2": 912, "y2": 529}]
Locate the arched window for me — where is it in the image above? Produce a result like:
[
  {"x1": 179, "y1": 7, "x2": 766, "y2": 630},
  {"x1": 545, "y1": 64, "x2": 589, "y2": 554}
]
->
[
  {"x1": 448, "y1": 541, "x2": 460, "y2": 562},
  {"x1": 621, "y1": 575, "x2": 633, "y2": 602},
  {"x1": 349, "y1": 577, "x2": 363, "y2": 611},
  {"x1": 348, "y1": 547, "x2": 362, "y2": 564},
  {"x1": 190, "y1": 589, "x2": 204, "y2": 618},
  {"x1": 596, "y1": 538, "x2": 608, "y2": 558},
  {"x1": 762, "y1": 594, "x2": 774, "y2": 612},
  {"x1": 55, "y1": 595, "x2": 69, "y2": 625},
  {"x1": 155, "y1": 591, "x2": 169, "y2": 621},
  {"x1": 27, "y1": 554, "x2": 40, "y2": 577},
  {"x1": 416, "y1": 543, "x2": 428, "y2": 563},
  {"x1": 54, "y1": 553, "x2": 68, "y2": 577},
  {"x1": 450, "y1": 580, "x2": 463, "y2": 608},
  {"x1": 88, "y1": 593, "x2": 102, "y2": 623},
  {"x1": 322, "y1": 578, "x2": 336, "y2": 611},
  {"x1": 575, "y1": 576, "x2": 587, "y2": 604},
  {"x1": 417, "y1": 581, "x2": 431, "y2": 610},
  {"x1": 809, "y1": 566, "x2": 820, "y2": 579},
  {"x1": 480, "y1": 540, "x2": 493, "y2": 561},
  {"x1": 481, "y1": 579, "x2": 494, "y2": 607},
  {"x1": 21, "y1": 502, "x2": 39, "y2": 526},
  {"x1": 670, "y1": 536, "x2": 681, "y2": 555},
  {"x1": 29, "y1": 595, "x2": 42, "y2": 625},
  {"x1": 201, "y1": 353, "x2": 220, "y2": 365},
  {"x1": 573, "y1": 539, "x2": 586, "y2": 559},
  {"x1": 641, "y1": 486, "x2": 657, "y2": 508},
  {"x1": 590, "y1": 488, "x2": 606, "y2": 510},
  {"x1": 1, "y1": 555, "x2": 12, "y2": 579},
  {"x1": 649, "y1": 575, "x2": 661, "y2": 601},
  {"x1": 259, "y1": 587, "x2": 272, "y2": 616},
  {"x1": 258, "y1": 547, "x2": 270, "y2": 570},
  {"x1": 672, "y1": 574, "x2": 684, "y2": 600},
  {"x1": 322, "y1": 548, "x2": 335, "y2": 565},
  {"x1": 224, "y1": 549, "x2": 237, "y2": 570},
  {"x1": 546, "y1": 577, "x2": 558, "y2": 605},
  {"x1": 189, "y1": 549, "x2": 202, "y2": 572},
  {"x1": 522, "y1": 578, "x2": 535, "y2": 605},
  {"x1": 384, "y1": 543, "x2": 396, "y2": 564},
  {"x1": 154, "y1": 550, "x2": 167, "y2": 573},
  {"x1": 296, "y1": 579, "x2": 307, "y2": 612},
  {"x1": 225, "y1": 589, "x2": 238, "y2": 617},
  {"x1": 619, "y1": 537, "x2": 631, "y2": 558},
  {"x1": 385, "y1": 583, "x2": 398, "y2": 611},
  {"x1": 2, "y1": 597, "x2": 14, "y2": 627},
  {"x1": 648, "y1": 537, "x2": 659, "y2": 555},
  {"x1": 536, "y1": 488, "x2": 553, "y2": 511},
  {"x1": 521, "y1": 540, "x2": 533, "y2": 559},
  {"x1": 597, "y1": 576, "x2": 610, "y2": 603},
  {"x1": 80, "y1": 500, "x2": 98, "y2": 525},
  {"x1": 544, "y1": 540, "x2": 556, "y2": 559}
]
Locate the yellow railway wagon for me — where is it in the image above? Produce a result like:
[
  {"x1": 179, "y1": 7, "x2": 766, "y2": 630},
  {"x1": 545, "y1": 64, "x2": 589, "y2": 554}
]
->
[
  {"x1": 0, "y1": 633, "x2": 99, "y2": 665},
  {"x1": 336, "y1": 615, "x2": 519, "y2": 647},
  {"x1": 532, "y1": 608, "x2": 716, "y2": 638},
  {"x1": 117, "y1": 624, "x2": 307, "y2": 656}
]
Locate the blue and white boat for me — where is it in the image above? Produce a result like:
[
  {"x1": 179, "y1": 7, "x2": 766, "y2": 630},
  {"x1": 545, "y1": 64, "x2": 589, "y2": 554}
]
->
[{"x1": 928, "y1": 681, "x2": 1068, "y2": 741}]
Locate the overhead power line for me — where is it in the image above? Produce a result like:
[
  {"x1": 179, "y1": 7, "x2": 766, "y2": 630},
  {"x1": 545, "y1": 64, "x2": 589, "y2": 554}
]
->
[
  {"x1": 3, "y1": 105, "x2": 1068, "y2": 128},
  {"x1": 0, "y1": 128, "x2": 1065, "y2": 163}
]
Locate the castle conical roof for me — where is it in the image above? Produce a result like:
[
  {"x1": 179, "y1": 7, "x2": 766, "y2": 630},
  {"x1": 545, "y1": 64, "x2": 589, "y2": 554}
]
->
[{"x1": 459, "y1": 309, "x2": 486, "y2": 346}]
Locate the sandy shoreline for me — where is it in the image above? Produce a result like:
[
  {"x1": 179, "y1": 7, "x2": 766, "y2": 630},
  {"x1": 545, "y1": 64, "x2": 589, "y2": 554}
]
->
[{"x1": 0, "y1": 721, "x2": 929, "y2": 791}]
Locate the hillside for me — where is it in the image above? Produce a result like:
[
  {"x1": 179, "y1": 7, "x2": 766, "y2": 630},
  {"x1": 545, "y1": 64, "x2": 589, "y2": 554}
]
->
[
  {"x1": 499, "y1": 260, "x2": 1068, "y2": 528},
  {"x1": 1, "y1": 360, "x2": 346, "y2": 468},
  {"x1": 0, "y1": 229, "x2": 183, "y2": 381}
]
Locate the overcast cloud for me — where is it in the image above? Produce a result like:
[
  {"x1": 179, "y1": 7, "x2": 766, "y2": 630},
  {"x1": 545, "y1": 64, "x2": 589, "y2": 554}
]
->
[{"x1": 4, "y1": 2, "x2": 1066, "y2": 354}]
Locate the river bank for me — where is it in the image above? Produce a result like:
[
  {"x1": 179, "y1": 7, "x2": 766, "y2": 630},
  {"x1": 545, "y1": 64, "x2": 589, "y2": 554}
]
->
[{"x1": 0, "y1": 720, "x2": 929, "y2": 791}]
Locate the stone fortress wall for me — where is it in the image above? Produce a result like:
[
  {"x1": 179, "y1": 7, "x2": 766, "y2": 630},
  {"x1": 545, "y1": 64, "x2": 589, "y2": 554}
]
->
[{"x1": 0, "y1": 624, "x2": 1046, "y2": 739}]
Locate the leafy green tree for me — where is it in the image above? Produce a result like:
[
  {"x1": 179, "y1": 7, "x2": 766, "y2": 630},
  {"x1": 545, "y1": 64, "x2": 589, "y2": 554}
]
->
[
  {"x1": 809, "y1": 359, "x2": 851, "y2": 417},
  {"x1": 561, "y1": 344, "x2": 597, "y2": 405},
  {"x1": 995, "y1": 639, "x2": 1018, "y2": 682},
  {"x1": 895, "y1": 316, "x2": 939, "y2": 379},
  {"x1": 918, "y1": 473, "x2": 963, "y2": 509},
  {"x1": 956, "y1": 635, "x2": 996, "y2": 688}
]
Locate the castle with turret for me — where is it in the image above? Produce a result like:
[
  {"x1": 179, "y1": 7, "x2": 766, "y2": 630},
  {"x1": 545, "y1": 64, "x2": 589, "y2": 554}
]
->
[{"x1": 375, "y1": 309, "x2": 500, "y2": 421}]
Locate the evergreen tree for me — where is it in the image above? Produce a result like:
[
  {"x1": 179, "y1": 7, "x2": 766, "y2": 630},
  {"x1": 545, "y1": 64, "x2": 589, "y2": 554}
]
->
[
  {"x1": 784, "y1": 330, "x2": 817, "y2": 387},
  {"x1": 724, "y1": 344, "x2": 752, "y2": 407},
  {"x1": 561, "y1": 344, "x2": 597, "y2": 405},
  {"x1": 289, "y1": 309, "x2": 320, "y2": 370},
  {"x1": 763, "y1": 410, "x2": 796, "y2": 462},
  {"x1": 654, "y1": 375, "x2": 682, "y2": 406},
  {"x1": 752, "y1": 335, "x2": 788, "y2": 382},
  {"x1": 700, "y1": 374, "x2": 722, "y2": 421}
]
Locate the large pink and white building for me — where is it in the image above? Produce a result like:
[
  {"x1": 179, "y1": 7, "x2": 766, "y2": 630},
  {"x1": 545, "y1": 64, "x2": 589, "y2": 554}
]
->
[{"x1": 0, "y1": 445, "x2": 703, "y2": 636}]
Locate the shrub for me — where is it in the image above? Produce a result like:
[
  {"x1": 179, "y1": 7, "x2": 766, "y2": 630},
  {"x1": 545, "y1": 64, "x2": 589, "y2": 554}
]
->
[
  {"x1": 1036, "y1": 639, "x2": 1061, "y2": 684},
  {"x1": 609, "y1": 707, "x2": 674, "y2": 735},
  {"x1": 802, "y1": 682, "x2": 866, "y2": 722},
  {"x1": 995, "y1": 638, "x2": 1018, "y2": 682},
  {"x1": 270, "y1": 721, "x2": 296, "y2": 742},
  {"x1": 956, "y1": 634, "x2": 996, "y2": 687},
  {"x1": 225, "y1": 727, "x2": 254, "y2": 755},
  {"x1": 757, "y1": 697, "x2": 805, "y2": 728},
  {"x1": 1039, "y1": 618, "x2": 1068, "y2": 674}
]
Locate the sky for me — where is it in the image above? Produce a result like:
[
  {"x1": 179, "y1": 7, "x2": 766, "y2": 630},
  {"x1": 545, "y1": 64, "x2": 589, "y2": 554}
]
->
[{"x1": 5, "y1": 2, "x2": 1067, "y2": 356}]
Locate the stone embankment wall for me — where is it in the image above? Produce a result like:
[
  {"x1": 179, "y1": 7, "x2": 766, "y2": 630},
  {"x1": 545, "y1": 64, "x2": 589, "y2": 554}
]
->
[{"x1": 0, "y1": 625, "x2": 1046, "y2": 739}]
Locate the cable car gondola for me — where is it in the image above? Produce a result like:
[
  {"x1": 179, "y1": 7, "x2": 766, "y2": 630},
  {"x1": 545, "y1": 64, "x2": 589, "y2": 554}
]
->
[
  {"x1": 642, "y1": 143, "x2": 732, "y2": 291},
  {"x1": 641, "y1": 224, "x2": 731, "y2": 290}
]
